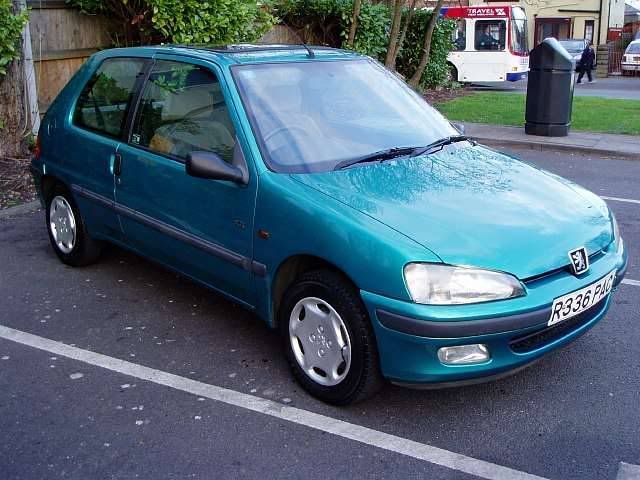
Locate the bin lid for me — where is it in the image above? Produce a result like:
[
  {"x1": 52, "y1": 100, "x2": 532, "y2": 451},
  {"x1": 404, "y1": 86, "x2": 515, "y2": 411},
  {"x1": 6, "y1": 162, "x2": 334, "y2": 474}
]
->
[{"x1": 529, "y1": 38, "x2": 575, "y2": 71}]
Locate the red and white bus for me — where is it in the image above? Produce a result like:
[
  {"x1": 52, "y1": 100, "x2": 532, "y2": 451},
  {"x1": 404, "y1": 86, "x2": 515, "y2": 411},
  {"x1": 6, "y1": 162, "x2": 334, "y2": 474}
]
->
[{"x1": 441, "y1": 5, "x2": 529, "y2": 83}]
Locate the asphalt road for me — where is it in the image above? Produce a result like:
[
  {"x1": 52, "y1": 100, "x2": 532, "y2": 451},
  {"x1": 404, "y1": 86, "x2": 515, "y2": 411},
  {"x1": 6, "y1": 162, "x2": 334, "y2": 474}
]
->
[
  {"x1": 1, "y1": 147, "x2": 639, "y2": 480},
  {"x1": 472, "y1": 76, "x2": 640, "y2": 100}
]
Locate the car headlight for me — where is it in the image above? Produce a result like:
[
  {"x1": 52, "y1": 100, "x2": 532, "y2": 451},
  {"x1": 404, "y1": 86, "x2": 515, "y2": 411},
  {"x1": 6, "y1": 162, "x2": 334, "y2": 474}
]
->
[
  {"x1": 404, "y1": 263, "x2": 526, "y2": 305},
  {"x1": 612, "y1": 214, "x2": 623, "y2": 252}
]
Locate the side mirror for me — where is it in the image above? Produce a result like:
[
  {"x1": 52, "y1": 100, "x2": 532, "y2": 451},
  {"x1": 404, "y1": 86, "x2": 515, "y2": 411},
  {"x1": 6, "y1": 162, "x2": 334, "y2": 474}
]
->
[
  {"x1": 186, "y1": 151, "x2": 245, "y2": 184},
  {"x1": 451, "y1": 122, "x2": 465, "y2": 135}
]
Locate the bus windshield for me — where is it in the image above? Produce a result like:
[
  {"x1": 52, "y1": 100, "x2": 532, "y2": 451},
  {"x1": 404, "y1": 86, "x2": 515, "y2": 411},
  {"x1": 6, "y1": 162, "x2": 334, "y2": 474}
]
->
[{"x1": 510, "y1": 7, "x2": 528, "y2": 55}]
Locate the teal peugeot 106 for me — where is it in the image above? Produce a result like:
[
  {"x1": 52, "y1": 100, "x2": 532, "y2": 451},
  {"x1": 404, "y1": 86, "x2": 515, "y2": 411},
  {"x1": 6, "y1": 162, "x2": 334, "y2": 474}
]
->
[{"x1": 31, "y1": 45, "x2": 627, "y2": 405}]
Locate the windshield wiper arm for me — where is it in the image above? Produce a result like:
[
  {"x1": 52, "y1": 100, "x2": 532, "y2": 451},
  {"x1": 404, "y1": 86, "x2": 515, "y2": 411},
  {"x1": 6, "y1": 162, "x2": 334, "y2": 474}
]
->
[
  {"x1": 334, "y1": 136, "x2": 474, "y2": 170},
  {"x1": 335, "y1": 146, "x2": 420, "y2": 170},
  {"x1": 410, "y1": 135, "x2": 474, "y2": 157}
]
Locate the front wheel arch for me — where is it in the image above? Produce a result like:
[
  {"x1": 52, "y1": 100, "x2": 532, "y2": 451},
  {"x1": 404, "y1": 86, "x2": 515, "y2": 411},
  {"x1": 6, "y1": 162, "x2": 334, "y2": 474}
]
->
[
  {"x1": 447, "y1": 62, "x2": 459, "y2": 83},
  {"x1": 271, "y1": 254, "x2": 359, "y2": 329}
]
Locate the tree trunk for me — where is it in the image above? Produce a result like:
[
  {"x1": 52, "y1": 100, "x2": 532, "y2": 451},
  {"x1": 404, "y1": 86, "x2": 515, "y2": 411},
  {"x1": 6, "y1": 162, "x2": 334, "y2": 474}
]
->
[
  {"x1": 408, "y1": 0, "x2": 445, "y2": 88},
  {"x1": 347, "y1": 0, "x2": 363, "y2": 48},
  {"x1": 388, "y1": 0, "x2": 418, "y2": 71},
  {"x1": 0, "y1": 2, "x2": 28, "y2": 159},
  {"x1": 384, "y1": 0, "x2": 403, "y2": 69}
]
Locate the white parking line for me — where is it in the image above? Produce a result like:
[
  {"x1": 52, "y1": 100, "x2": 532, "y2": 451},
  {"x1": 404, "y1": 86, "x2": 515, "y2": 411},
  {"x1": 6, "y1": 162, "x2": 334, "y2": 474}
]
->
[
  {"x1": 601, "y1": 196, "x2": 640, "y2": 205},
  {"x1": 622, "y1": 279, "x2": 640, "y2": 287},
  {"x1": 617, "y1": 462, "x2": 640, "y2": 480},
  {"x1": 0, "y1": 324, "x2": 547, "y2": 480}
]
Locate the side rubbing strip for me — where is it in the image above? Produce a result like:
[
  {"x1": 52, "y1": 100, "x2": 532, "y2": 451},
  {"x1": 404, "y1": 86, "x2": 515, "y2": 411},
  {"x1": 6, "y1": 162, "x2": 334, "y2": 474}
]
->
[{"x1": 71, "y1": 185, "x2": 266, "y2": 276}]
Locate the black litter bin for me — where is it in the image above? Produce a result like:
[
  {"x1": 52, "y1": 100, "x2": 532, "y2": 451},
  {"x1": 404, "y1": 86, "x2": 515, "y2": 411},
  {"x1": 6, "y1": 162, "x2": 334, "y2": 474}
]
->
[{"x1": 525, "y1": 38, "x2": 575, "y2": 137}]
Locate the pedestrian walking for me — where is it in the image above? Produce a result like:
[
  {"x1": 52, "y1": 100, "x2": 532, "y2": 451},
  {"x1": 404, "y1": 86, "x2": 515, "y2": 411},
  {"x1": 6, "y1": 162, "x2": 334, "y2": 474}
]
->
[{"x1": 577, "y1": 41, "x2": 596, "y2": 84}]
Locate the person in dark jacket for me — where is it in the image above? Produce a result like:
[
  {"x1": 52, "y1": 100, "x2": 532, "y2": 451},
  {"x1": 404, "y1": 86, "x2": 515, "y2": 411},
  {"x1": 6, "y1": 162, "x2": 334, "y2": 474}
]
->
[{"x1": 577, "y1": 41, "x2": 596, "y2": 83}]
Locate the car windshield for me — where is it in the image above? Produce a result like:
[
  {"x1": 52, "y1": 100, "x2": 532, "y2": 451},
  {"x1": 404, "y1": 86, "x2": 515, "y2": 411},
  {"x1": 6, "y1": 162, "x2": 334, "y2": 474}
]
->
[
  {"x1": 232, "y1": 59, "x2": 458, "y2": 173},
  {"x1": 560, "y1": 40, "x2": 585, "y2": 53},
  {"x1": 510, "y1": 7, "x2": 528, "y2": 55},
  {"x1": 627, "y1": 43, "x2": 640, "y2": 54}
]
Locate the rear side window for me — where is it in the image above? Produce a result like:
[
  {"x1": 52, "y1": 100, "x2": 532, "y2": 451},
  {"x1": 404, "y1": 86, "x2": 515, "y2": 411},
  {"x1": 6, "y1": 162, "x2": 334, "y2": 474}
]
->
[
  {"x1": 130, "y1": 60, "x2": 236, "y2": 163},
  {"x1": 73, "y1": 57, "x2": 147, "y2": 138}
]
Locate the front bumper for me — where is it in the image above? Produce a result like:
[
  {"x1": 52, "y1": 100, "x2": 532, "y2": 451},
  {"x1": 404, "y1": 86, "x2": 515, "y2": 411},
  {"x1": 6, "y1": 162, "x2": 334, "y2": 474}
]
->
[
  {"x1": 622, "y1": 64, "x2": 640, "y2": 71},
  {"x1": 361, "y1": 243, "x2": 628, "y2": 386},
  {"x1": 506, "y1": 71, "x2": 528, "y2": 82}
]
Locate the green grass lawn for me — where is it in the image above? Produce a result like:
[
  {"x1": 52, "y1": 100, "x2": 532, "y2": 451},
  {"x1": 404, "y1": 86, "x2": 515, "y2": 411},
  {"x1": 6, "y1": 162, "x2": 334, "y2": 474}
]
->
[{"x1": 435, "y1": 92, "x2": 640, "y2": 136}]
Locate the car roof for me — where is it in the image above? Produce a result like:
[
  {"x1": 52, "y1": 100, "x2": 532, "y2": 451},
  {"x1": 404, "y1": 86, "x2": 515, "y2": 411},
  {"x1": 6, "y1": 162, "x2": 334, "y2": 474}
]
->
[{"x1": 95, "y1": 44, "x2": 365, "y2": 66}]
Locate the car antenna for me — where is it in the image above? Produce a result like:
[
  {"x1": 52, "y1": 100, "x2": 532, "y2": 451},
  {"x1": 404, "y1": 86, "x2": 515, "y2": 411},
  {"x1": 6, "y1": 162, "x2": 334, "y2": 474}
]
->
[{"x1": 278, "y1": 22, "x2": 315, "y2": 58}]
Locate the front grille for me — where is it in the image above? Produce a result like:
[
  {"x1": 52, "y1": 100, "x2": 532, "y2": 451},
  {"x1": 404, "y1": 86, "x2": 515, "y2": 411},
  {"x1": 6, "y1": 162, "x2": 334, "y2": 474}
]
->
[
  {"x1": 523, "y1": 249, "x2": 605, "y2": 285},
  {"x1": 509, "y1": 301, "x2": 606, "y2": 354}
]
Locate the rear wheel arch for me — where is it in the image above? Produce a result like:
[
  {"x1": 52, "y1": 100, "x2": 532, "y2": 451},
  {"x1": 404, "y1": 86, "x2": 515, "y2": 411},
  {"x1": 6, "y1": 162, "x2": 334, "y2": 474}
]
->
[
  {"x1": 41, "y1": 174, "x2": 67, "y2": 202},
  {"x1": 271, "y1": 255, "x2": 360, "y2": 328}
]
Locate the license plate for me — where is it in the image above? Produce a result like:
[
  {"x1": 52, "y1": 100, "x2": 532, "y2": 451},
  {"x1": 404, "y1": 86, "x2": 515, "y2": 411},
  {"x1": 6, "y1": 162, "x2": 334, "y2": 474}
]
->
[{"x1": 548, "y1": 271, "x2": 616, "y2": 326}]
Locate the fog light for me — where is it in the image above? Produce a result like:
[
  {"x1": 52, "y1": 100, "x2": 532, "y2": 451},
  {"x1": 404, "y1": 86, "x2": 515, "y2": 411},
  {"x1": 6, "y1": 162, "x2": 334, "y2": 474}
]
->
[{"x1": 437, "y1": 344, "x2": 490, "y2": 365}]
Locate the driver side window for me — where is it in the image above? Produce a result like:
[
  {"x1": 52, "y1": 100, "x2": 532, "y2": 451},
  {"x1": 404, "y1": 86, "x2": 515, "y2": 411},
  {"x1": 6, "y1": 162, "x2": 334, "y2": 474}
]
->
[{"x1": 131, "y1": 60, "x2": 236, "y2": 163}]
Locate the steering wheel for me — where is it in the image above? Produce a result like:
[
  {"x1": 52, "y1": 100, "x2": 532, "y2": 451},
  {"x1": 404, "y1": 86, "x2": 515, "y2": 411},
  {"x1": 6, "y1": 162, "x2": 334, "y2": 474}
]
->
[
  {"x1": 262, "y1": 125, "x2": 309, "y2": 168},
  {"x1": 263, "y1": 125, "x2": 311, "y2": 143}
]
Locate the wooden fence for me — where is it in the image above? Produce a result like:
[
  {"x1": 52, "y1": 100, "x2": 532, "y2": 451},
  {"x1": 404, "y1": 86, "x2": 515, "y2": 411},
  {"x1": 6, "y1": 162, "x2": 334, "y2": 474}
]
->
[
  {"x1": 26, "y1": 3, "x2": 313, "y2": 113},
  {"x1": 27, "y1": 0, "x2": 112, "y2": 113}
]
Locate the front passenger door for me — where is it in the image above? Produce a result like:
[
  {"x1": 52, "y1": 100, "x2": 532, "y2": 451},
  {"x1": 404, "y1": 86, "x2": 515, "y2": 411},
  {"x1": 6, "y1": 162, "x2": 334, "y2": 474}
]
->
[{"x1": 115, "y1": 58, "x2": 258, "y2": 307}]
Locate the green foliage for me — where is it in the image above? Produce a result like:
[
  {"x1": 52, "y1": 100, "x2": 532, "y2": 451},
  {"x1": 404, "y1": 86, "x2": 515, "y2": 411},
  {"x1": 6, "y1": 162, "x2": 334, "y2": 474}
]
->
[
  {"x1": 152, "y1": 0, "x2": 274, "y2": 44},
  {"x1": 276, "y1": 0, "x2": 389, "y2": 59},
  {"x1": 67, "y1": 0, "x2": 274, "y2": 45},
  {"x1": 339, "y1": 1, "x2": 388, "y2": 59},
  {"x1": 275, "y1": 0, "x2": 455, "y2": 88},
  {"x1": 66, "y1": 0, "x2": 103, "y2": 14},
  {"x1": 394, "y1": 10, "x2": 455, "y2": 89},
  {"x1": 0, "y1": 0, "x2": 29, "y2": 77}
]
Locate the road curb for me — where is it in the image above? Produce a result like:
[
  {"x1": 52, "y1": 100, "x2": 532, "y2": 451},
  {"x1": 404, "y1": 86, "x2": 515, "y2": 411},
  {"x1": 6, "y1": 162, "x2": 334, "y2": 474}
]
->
[
  {"x1": 474, "y1": 137, "x2": 640, "y2": 161},
  {"x1": 0, "y1": 200, "x2": 41, "y2": 219}
]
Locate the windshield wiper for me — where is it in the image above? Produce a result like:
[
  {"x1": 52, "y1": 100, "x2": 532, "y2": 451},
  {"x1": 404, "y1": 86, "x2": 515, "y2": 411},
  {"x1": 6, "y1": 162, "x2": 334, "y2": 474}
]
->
[
  {"x1": 335, "y1": 146, "x2": 420, "y2": 170},
  {"x1": 334, "y1": 136, "x2": 474, "y2": 171},
  {"x1": 410, "y1": 135, "x2": 474, "y2": 157}
]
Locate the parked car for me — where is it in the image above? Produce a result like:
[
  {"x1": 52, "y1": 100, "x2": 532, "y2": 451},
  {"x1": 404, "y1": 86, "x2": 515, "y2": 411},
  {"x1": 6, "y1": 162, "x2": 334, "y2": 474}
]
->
[
  {"x1": 31, "y1": 45, "x2": 627, "y2": 405},
  {"x1": 557, "y1": 39, "x2": 593, "y2": 70},
  {"x1": 622, "y1": 39, "x2": 640, "y2": 75}
]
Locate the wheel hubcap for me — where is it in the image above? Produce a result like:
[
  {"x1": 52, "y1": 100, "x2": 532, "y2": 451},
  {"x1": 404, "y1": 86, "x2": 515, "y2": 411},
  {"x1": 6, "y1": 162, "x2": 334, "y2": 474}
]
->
[
  {"x1": 49, "y1": 196, "x2": 76, "y2": 254},
  {"x1": 289, "y1": 297, "x2": 352, "y2": 387}
]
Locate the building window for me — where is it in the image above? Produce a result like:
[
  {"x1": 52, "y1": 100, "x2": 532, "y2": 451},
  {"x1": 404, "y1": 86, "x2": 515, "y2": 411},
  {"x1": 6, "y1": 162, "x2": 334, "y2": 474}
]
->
[
  {"x1": 534, "y1": 18, "x2": 572, "y2": 46},
  {"x1": 585, "y1": 20, "x2": 594, "y2": 42}
]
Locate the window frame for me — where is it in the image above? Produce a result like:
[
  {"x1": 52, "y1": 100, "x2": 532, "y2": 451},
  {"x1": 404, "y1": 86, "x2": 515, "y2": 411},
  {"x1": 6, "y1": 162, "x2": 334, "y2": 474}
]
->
[
  {"x1": 125, "y1": 55, "x2": 245, "y2": 167},
  {"x1": 71, "y1": 56, "x2": 151, "y2": 142}
]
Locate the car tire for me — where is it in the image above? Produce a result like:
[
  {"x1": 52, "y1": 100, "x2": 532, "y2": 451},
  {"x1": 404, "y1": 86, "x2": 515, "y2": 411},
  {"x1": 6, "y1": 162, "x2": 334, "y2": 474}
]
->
[
  {"x1": 279, "y1": 269, "x2": 384, "y2": 405},
  {"x1": 45, "y1": 183, "x2": 103, "y2": 267}
]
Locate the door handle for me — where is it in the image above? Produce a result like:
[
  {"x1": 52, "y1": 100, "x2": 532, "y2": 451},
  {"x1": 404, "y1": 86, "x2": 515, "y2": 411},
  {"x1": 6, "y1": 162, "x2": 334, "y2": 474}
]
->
[{"x1": 113, "y1": 153, "x2": 123, "y2": 176}]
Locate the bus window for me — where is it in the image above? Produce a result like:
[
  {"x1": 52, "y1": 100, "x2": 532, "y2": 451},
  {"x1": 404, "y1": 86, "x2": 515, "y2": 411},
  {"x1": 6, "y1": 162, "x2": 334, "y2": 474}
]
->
[
  {"x1": 452, "y1": 20, "x2": 466, "y2": 51},
  {"x1": 475, "y1": 20, "x2": 506, "y2": 51},
  {"x1": 511, "y1": 7, "x2": 529, "y2": 54}
]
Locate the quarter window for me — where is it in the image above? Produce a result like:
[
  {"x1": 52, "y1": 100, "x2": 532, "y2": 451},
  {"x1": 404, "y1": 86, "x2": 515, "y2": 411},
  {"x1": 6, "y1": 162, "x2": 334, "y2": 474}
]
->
[
  {"x1": 131, "y1": 60, "x2": 236, "y2": 163},
  {"x1": 73, "y1": 57, "x2": 146, "y2": 138},
  {"x1": 475, "y1": 20, "x2": 506, "y2": 51}
]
